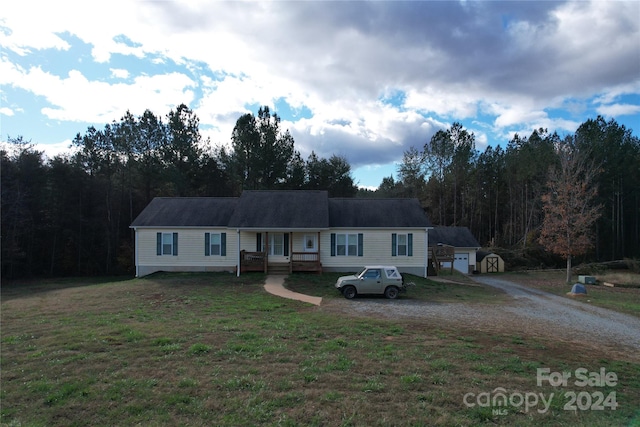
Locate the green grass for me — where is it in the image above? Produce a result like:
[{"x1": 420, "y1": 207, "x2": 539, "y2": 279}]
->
[{"x1": 1, "y1": 272, "x2": 638, "y2": 426}]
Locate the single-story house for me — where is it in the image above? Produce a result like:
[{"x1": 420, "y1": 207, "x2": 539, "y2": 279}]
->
[
  {"x1": 130, "y1": 190, "x2": 434, "y2": 277},
  {"x1": 476, "y1": 250, "x2": 505, "y2": 273},
  {"x1": 428, "y1": 226, "x2": 481, "y2": 274}
]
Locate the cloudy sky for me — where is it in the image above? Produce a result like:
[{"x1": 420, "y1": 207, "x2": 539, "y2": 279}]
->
[{"x1": 1, "y1": 1, "x2": 639, "y2": 189}]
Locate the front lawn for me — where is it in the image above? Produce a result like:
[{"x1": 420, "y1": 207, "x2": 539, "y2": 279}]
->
[{"x1": 2, "y1": 273, "x2": 638, "y2": 426}]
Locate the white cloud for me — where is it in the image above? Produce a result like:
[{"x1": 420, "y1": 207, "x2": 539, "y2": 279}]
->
[
  {"x1": 597, "y1": 103, "x2": 640, "y2": 118},
  {"x1": 110, "y1": 68, "x2": 129, "y2": 79},
  {"x1": 0, "y1": 107, "x2": 14, "y2": 116},
  {"x1": 0, "y1": 0, "x2": 638, "y2": 176},
  {"x1": 7, "y1": 65, "x2": 196, "y2": 123}
]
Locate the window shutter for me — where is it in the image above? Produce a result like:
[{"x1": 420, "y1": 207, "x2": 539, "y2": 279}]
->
[
  {"x1": 172, "y1": 232, "x2": 178, "y2": 256},
  {"x1": 284, "y1": 233, "x2": 289, "y2": 256},
  {"x1": 221, "y1": 233, "x2": 227, "y2": 256},
  {"x1": 358, "y1": 233, "x2": 363, "y2": 257},
  {"x1": 330, "y1": 233, "x2": 336, "y2": 256},
  {"x1": 157, "y1": 233, "x2": 162, "y2": 256},
  {"x1": 256, "y1": 233, "x2": 262, "y2": 252},
  {"x1": 205, "y1": 233, "x2": 210, "y2": 256},
  {"x1": 391, "y1": 233, "x2": 397, "y2": 257},
  {"x1": 408, "y1": 233, "x2": 413, "y2": 257}
]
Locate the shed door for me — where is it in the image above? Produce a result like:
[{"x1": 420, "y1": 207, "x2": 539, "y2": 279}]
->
[
  {"x1": 453, "y1": 253, "x2": 469, "y2": 274},
  {"x1": 487, "y1": 256, "x2": 499, "y2": 273}
]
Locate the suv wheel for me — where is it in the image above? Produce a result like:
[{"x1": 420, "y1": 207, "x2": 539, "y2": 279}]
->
[
  {"x1": 384, "y1": 286, "x2": 399, "y2": 299},
  {"x1": 342, "y1": 285, "x2": 357, "y2": 299}
]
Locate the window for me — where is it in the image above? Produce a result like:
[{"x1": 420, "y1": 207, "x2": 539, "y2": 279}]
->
[
  {"x1": 392, "y1": 233, "x2": 413, "y2": 257},
  {"x1": 256, "y1": 233, "x2": 289, "y2": 256},
  {"x1": 336, "y1": 234, "x2": 357, "y2": 256},
  {"x1": 363, "y1": 269, "x2": 381, "y2": 279},
  {"x1": 385, "y1": 268, "x2": 400, "y2": 278},
  {"x1": 397, "y1": 234, "x2": 408, "y2": 256},
  {"x1": 156, "y1": 232, "x2": 178, "y2": 256},
  {"x1": 270, "y1": 233, "x2": 284, "y2": 256},
  {"x1": 331, "y1": 233, "x2": 363, "y2": 256},
  {"x1": 304, "y1": 234, "x2": 317, "y2": 252},
  {"x1": 205, "y1": 232, "x2": 226, "y2": 256}
]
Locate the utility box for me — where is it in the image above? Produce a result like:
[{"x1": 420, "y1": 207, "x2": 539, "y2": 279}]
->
[{"x1": 578, "y1": 275, "x2": 596, "y2": 284}]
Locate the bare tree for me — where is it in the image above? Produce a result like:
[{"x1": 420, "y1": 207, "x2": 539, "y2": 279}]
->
[{"x1": 539, "y1": 138, "x2": 602, "y2": 283}]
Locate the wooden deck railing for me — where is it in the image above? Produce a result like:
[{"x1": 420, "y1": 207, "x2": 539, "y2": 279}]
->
[
  {"x1": 240, "y1": 250, "x2": 322, "y2": 273},
  {"x1": 290, "y1": 252, "x2": 322, "y2": 273},
  {"x1": 240, "y1": 250, "x2": 266, "y2": 272}
]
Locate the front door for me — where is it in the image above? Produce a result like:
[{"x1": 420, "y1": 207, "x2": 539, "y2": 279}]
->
[
  {"x1": 267, "y1": 233, "x2": 289, "y2": 263},
  {"x1": 303, "y1": 234, "x2": 317, "y2": 253}
]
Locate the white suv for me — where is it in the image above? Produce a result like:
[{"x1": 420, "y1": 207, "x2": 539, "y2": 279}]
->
[{"x1": 335, "y1": 266, "x2": 407, "y2": 299}]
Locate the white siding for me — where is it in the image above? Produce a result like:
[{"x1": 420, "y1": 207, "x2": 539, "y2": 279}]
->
[
  {"x1": 135, "y1": 228, "x2": 237, "y2": 276},
  {"x1": 320, "y1": 229, "x2": 428, "y2": 275},
  {"x1": 135, "y1": 228, "x2": 430, "y2": 277}
]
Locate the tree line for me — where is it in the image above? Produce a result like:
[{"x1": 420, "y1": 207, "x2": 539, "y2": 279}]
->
[
  {"x1": 1, "y1": 104, "x2": 357, "y2": 278},
  {"x1": 371, "y1": 116, "x2": 640, "y2": 267},
  {"x1": 2, "y1": 104, "x2": 638, "y2": 278}
]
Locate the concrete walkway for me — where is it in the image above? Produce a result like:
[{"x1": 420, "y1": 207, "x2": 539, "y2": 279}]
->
[{"x1": 263, "y1": 275, "x2": 322, "y2": 306}]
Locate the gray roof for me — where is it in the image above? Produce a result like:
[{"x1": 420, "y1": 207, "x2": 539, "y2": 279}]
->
[
  {"x1": 227, "y1": 190, "x2": 330, "y2": 229},
  {"x1": 131, "y1": 191, "x2": 432, "y2": 230},
  {"x1": 329, "y1": 198, "x2": 432, "y2": 228},
  {"x1": 477, "y1": 250, "x2": 501, "y2": 261},
  {"x1": 428, "y1": 226, "x2": 480, "y2": 248},
  {"x1": 130, "y1": 197, "x2": 238, "y2": 227}
]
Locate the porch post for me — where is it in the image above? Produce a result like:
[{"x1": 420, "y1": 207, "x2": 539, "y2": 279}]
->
[
  {"x1": 317, "y1": 231, "x2": 321, "y2": 270},
  {"x1": 289, "y1": 232, "x2": 293, "y2": 273},
  {"x1": 264, "y1": 232, "x2": 269, "y2": 273}
]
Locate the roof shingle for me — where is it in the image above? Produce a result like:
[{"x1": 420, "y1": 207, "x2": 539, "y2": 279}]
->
[
  {"x1": 130, "y1": 197, "x2": 238, "y2": 227},
  {"x1": 131, "y1": 191, "x2": 432, "y2": 230}
]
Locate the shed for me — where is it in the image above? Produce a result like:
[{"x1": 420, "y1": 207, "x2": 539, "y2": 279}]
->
[{"x1": 476, "y1": 250, "x2": 505, "y2": 273}]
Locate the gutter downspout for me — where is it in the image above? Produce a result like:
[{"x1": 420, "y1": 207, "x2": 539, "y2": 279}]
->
[
  {"x1": 134, "y1": 227, "x2": 139, "y2": 277},
  {"x1": 424, "y1": 227, "x2": 433, "y2": 278},
  {"x1": 237, "y1": 229, "x2": 241, "y2": 277}
]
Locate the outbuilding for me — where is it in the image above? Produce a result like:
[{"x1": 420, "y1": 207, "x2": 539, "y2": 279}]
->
[{"x1": 476, "y1": 250, "x2": 505, "y2": 273}]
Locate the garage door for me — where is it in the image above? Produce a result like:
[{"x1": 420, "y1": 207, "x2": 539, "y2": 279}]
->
[
  {"x1": 453, "y1": 253, "x2": 469, "y2": 274},
  {"x1": 441, "y1": 253, "x2": 470, "y2": 274}
]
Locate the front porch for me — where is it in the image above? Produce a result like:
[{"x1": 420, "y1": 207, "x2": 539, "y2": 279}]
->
[{"x1": 239, "y1": 231, "x2": 323, "y2": 274}]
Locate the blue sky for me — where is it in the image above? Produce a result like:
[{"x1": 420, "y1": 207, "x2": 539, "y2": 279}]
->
[{"x1": 2, "y1": 1, "x2": 639, "y2": 189}]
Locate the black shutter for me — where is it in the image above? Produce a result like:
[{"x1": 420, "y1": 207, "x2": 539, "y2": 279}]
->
[
  {"x1": 221, "y1": 233, "x2": 227, "y2": 256},
  {"x1": 284, "y1": 233, "x2": 289, "y2": 256},
  {"x1": 205, "y1": 233, "x2": 210, "y2": 256},
  {"x1": 358, "y1": 233, "x2": 363, "y2": 257},
  {"x1": 157, "y1": 233, "x2": 162, "y2": 255},
  {"x1": 391, "y1": 233, "x2": 397, "y2": 257},
  {"x1": 256, "y1": 233, "x2": 262, "y2": 252},
  {"x1": 330, "y1": 233, "x2": 336, "y2": 256},
  {"x1": 408, "y1": 233, "x2": 413, "y2": 257},
  {"x1": 172, "y1": 232, "x2": 178, "y2": 256}
]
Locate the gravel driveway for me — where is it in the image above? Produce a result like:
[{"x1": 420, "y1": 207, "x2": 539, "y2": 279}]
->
[{"x1": 323, "y1": 276, "x2": 640, "y2": 356}]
